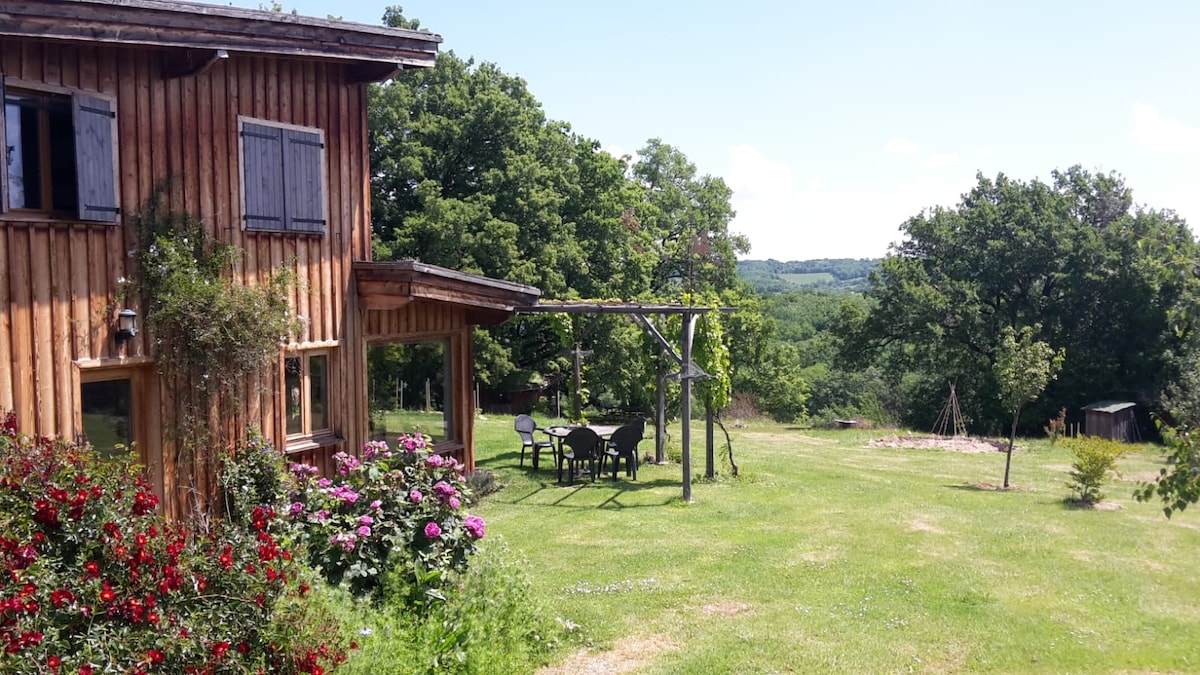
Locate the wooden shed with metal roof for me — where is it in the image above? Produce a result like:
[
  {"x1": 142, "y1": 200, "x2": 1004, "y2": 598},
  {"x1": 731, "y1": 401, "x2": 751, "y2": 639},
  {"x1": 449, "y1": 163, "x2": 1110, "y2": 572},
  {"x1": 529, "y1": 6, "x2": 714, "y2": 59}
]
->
[{"x1": 1082, "y1": 401, "x2": 1139, "y2": 442}]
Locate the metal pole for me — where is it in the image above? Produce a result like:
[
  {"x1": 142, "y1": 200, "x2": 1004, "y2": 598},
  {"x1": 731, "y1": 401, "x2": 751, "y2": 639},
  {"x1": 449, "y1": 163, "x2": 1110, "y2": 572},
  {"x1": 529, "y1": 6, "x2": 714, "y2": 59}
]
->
[
  {"x1": 681, "y1": 312, "x2": 695, "y2": 503},
  {"x1": 656, "y1": 347, "x2": 666, "y2": 464}
]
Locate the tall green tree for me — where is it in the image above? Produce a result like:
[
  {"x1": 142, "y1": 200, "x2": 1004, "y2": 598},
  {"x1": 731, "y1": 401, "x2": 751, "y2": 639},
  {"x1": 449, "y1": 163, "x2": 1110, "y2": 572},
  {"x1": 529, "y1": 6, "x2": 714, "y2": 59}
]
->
[{"x1": 837, "y1": 167, "x2": 1198, "y2": 434}]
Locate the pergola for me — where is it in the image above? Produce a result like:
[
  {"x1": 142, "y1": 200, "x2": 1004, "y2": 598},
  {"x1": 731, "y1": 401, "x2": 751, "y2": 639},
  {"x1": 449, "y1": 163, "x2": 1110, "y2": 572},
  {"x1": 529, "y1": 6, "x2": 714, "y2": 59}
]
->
[{"x1": 516, "y1": 301, "x2": 736, "y2": 502}]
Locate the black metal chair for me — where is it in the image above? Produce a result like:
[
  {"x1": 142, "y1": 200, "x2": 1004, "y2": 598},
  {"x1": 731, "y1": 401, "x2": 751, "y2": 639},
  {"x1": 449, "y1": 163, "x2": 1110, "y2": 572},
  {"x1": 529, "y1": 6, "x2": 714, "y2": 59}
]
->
[
  {"x1": 601, "y1": 422, "x2": 644, "y2": 480},
  {"x1": 558, "y1": 426, "x2": 601, "y2": 485},
  {"x1": 515, "y1": 414, "x2": 554, "y2": 469}
]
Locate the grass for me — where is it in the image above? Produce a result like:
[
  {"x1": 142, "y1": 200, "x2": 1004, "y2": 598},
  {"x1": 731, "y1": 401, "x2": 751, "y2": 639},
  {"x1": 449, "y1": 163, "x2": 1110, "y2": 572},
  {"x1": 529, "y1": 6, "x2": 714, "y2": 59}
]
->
[{"x1": 467, "y1": 415, "x2": 1200, "y2": 673}]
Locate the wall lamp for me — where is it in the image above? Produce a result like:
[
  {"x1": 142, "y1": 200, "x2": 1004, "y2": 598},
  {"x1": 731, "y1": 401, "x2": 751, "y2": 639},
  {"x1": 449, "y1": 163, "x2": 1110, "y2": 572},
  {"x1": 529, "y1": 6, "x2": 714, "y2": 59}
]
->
[{"x1": 116, "y1": 309, "x2": 139, "y2": 343}]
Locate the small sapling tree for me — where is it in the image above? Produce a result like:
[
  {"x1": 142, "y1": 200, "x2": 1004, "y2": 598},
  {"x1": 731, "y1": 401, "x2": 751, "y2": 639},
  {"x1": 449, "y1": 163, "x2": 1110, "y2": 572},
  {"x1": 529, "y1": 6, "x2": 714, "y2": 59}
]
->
[{"x1": 995, "y1": 325, "x2": 1065, "y2": 488}]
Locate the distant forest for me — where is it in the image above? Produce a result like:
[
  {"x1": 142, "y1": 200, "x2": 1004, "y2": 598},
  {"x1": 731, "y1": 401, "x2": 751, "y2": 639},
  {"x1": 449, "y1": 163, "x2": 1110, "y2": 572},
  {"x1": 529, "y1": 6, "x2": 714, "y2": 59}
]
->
[{"x1": 737, "y1": 258, "x2": 879, "y2": 293}]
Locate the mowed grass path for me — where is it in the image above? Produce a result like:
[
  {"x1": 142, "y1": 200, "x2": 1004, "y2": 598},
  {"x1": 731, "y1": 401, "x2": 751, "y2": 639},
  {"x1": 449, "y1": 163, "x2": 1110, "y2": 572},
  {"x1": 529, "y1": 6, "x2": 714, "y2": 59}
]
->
[{"x1": 469, "y1": 417, "x2": 1200, "y2": 673}]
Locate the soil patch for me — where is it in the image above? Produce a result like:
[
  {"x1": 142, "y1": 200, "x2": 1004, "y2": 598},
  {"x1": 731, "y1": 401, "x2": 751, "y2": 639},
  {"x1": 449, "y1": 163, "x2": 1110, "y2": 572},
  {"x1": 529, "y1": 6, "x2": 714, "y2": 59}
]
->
[
  {"x1": 695, "y1": 600, "x2": 751, "y2": 618},
  {"x1": 870, "y1": 435, "x2": 1009, "y2": 454},
  {"x1": 537, "y1": 635, "x2": 679, "y2": 675}
]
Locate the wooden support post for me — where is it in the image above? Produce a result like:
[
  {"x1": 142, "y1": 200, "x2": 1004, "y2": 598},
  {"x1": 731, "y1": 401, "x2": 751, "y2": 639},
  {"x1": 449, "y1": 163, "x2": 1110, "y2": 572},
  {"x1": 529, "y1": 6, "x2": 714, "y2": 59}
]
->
[
  {"x1": 681, "y1": 311, "x2": 695, "y2": 503},
  {"x1": 572, "y1": 342, "x2": 583, "y2": 421},
  {"x1": 656, "y1": 347, "x2": 666, "y2": 464},
  {"x1": 706, "y1": 405, "x2": 715, "y2": 478}
]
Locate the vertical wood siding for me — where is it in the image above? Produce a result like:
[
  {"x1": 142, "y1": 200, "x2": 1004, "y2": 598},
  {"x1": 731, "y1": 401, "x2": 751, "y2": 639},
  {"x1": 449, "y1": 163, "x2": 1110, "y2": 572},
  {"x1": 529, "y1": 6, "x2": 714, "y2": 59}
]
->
[{"x1": 0, "y1": 41, "x2": 369, "y2": 519}]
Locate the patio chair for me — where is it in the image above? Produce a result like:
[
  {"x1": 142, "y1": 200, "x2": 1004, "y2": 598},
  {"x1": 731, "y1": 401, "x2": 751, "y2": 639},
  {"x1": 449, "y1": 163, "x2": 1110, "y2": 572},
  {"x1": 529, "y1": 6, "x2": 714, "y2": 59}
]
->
[
  {"x1": 515, "y1": 414, "x2": 555, "y2": 469},
  {"x1": 558, "y1": 426, "x2": 602, "y2": 485},
  {"x1": 601, "y1": 421, "x2": 644, "y2": 480}
]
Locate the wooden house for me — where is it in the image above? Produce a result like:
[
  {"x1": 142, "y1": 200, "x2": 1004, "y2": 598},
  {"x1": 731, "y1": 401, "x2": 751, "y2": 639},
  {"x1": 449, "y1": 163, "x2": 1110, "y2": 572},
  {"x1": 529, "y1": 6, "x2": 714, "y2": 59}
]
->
[
  {"x1": 1, "y1": 0, "x2": 539, "y2": 519},
  {"x1": 1082, "y1": 401, "x2": 1139, "y2": 443}
]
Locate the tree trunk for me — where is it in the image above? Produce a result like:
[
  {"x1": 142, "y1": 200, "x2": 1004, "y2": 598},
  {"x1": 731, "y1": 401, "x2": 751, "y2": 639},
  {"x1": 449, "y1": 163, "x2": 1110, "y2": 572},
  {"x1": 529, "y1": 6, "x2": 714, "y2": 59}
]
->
[{"x1": 1003, "y1": 407, "x2": 1020, "y2": 489}]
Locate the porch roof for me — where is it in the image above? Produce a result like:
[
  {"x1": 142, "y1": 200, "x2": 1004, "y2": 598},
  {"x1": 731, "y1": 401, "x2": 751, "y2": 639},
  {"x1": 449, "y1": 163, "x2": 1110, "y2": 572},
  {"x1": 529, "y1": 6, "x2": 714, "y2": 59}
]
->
[
  {"x1": 354, "y1": 260, "x2": 541, "y2": 326},
  {"x1": 0, "y1": 0, "x2": 442, "y2": 81}
]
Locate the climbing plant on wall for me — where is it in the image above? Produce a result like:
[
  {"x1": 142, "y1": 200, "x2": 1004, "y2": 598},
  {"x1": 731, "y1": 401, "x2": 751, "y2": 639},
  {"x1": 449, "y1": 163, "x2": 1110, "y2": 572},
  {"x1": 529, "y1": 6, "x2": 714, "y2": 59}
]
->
[{"x1": 129, "y1": 189, "x2": 297, "y2": 505}]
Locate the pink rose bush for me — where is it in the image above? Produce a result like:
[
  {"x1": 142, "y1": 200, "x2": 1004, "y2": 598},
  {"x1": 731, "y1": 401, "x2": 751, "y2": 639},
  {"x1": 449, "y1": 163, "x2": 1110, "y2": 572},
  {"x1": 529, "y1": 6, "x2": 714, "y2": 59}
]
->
[{"x1": 288, "y1": 434, "x2": 486, "y2": 601}]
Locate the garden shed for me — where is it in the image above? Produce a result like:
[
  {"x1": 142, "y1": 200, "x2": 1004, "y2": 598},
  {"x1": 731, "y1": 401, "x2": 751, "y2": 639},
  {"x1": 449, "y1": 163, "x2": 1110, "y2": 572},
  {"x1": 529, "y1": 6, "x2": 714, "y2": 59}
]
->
[{"x1": 1082, "y1": 401, "x2": 1139, "y2": 442}]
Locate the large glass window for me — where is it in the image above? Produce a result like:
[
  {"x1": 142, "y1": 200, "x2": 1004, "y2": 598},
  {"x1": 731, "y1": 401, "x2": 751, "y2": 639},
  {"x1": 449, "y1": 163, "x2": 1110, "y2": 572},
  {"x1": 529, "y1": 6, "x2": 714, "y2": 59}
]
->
[
  {"x1": 367, "y1": 340, "x2": 452, "y2": 444},
  {"x1": 285, "y1": 351, "x2": 331, "y2": 438},
  {"x1": 80, "y1": 377, "x2": 133, "y2": 460}
]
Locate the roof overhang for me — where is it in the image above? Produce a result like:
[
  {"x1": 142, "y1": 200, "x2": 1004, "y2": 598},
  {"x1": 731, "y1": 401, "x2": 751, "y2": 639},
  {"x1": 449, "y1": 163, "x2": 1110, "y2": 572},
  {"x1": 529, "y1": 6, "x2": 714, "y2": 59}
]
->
[
  {"x1": 0, "y1": 0, "x2": 442, "y2": 81},
  {"x1": 354, "y1": 260, "x2": 541, "y2": 326},
  {"x1": 516, "y1": 301, "x2": 738, "y2": 315}
]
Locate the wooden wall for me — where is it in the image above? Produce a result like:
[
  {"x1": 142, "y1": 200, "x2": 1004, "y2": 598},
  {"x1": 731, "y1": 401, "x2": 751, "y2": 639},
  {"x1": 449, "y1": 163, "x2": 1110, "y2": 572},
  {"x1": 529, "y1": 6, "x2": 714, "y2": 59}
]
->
[{"x1": 0, "y1": 39, "x2": 371, "y2": 518}]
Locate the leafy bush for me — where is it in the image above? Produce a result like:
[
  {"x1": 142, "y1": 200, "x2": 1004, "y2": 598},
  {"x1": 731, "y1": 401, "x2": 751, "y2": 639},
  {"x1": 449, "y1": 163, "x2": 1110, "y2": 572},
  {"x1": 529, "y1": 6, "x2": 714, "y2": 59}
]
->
[
  {"x1": 339, "y1": 541, "x2": 567, "y2": 674},
  {"x1": 1135, "y1": 423, "x2": 1200, "y2": 517},
  {"x1": 219, "y1": 428, "x2": 290, "y2": 522},
  {"x1": 1044, "y1": 407, "x2": 1067, "y2": 445},
  {"x1": 287, "y1": 435, "x2": 486, "y2": 604},
  {"x1": 0, "y1": 413, "x2": 347, "y2": 674},
  {"x1": 1063, "y1": 435, "x2": 1129, "y2": 504}
]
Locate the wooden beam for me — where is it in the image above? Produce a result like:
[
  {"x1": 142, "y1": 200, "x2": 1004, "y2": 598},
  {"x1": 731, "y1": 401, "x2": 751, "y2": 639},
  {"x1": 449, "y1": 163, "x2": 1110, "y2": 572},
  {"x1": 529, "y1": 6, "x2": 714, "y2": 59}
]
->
[
  {"x1": 0, "y1": 1, "x2": 441, "y2": 69},
  {"x1": 345, "y1": 62, "x2": 402, "y2": 84},
  {"x1": 162, "y1": 48, "x2": 227, "y2": 79},
  {"x1": 359, "y1": 294, "x2": 414, "y2": 311}
]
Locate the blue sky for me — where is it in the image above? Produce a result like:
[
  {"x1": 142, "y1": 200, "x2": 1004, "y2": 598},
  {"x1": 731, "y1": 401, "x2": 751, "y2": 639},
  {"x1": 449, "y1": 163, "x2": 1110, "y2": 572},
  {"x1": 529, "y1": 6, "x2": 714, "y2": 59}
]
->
[{"x1": 218, "y1": 0, "x2": 1200, "y2": 261}]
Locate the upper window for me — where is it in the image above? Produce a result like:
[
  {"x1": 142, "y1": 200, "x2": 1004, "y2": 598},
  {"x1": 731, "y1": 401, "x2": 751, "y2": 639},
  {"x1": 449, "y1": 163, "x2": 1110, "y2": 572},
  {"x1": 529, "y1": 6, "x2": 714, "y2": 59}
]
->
[
  {"x1": 0, "y1": 76, "x2": 120, "y2": 222},
  {"x1": 239, "y1": 117, "x2": 327, "y2": 234}
]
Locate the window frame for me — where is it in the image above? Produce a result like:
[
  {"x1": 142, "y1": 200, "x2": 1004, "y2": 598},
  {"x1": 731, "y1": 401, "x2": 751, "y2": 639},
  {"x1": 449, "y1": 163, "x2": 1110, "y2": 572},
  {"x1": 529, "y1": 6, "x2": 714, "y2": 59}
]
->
[
  {"x1": 283, "y1": 348, "x2": 335, "y2": 448},
  {"x1": 237, "y1": 115, "x2": 328, "y2": 234},
  {"x1": 77, "y1": 365, "x2": 149, "y2": 466},
  {"x1": 0, "y1": 75, "x2": 120, "y2": 223},
  {"x1": 366, "y1": 337, "x2": 458, "y2": 450}
]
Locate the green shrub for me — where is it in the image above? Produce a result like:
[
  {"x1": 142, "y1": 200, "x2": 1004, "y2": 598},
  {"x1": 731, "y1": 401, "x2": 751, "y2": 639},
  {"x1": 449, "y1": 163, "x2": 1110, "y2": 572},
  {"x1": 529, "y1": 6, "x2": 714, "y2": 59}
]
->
[
  {"x1": 340, "y1": 540, "x2": 567, "y2": 674},
  {"x1": 219, "y1": 427, "x2": 289, "y2": 521},
  {"x1": 1135, "y1": 423, "x2": 1200, "y2": 517},
  {"x1": 1063, "y1": 435, "x2": 1129, "y2": 504},
  {"x1": 1045, "y1": 407, "x2": 1067, "y2": 444}
]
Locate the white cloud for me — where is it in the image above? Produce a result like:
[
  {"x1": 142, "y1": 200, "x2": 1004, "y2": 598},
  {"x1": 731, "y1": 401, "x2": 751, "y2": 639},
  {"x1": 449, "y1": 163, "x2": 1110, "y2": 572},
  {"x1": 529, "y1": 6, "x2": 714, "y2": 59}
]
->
[
  {"x1": 603, "y1": 143, "x2": 631, "y2": 161},
  {"x1": 725, "y1": 144, "x2": 971, "y2": 260},
  {"x1": 917, "y1": 153, "x2": 960, "y2": 169},
  {"x1": 884, "y1": 137, "x2": 921, "y2": 155},
  {"x1": 1131, "y1": 103, "x2": 1200, "y2": 155}
]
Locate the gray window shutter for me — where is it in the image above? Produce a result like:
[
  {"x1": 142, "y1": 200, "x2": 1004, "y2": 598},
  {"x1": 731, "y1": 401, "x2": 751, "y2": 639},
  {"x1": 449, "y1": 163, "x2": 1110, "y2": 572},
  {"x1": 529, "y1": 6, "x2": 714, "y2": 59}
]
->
[
  {"x1": 242, "y1": 122, "x2": 286, "y2": 230},
  {"x1": 0, "y1": 74, "x2": 7, "y2": 214},
  {"x1": 283, "y1": 128, "x2": 326, "y2": 233},
  {"x1": 72, "y1": 93, "x2": 119, "y2": 223}
]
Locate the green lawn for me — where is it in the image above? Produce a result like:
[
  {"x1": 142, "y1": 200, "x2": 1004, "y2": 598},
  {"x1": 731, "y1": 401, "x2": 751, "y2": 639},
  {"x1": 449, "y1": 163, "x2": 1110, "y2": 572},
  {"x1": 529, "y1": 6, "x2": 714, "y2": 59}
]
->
[{"x1": 468, "y1": 416, "x2": 1200, "y2": 673}]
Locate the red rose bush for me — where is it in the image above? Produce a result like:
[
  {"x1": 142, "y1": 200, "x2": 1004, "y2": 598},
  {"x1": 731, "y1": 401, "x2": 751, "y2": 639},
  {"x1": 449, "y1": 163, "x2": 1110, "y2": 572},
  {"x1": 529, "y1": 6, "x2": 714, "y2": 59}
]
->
[{"x1": 0, "y1": 413, "x2": 347, "y2": 674}]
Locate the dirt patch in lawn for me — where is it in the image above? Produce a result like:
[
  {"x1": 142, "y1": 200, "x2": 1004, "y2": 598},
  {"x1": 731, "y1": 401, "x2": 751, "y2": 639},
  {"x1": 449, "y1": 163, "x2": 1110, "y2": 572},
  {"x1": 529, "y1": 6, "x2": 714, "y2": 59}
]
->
[
  {"x1": 870, "y1": 435, "x2": 1009, "y2": 454},
  {"x1": 537, "y1": 635, "x2": 679, "y2": 675},
  {"x1": 695, "y1": 600, "x2": 752, "y2": 617}
]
